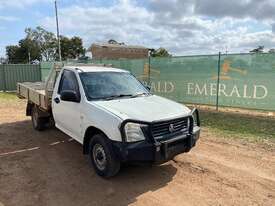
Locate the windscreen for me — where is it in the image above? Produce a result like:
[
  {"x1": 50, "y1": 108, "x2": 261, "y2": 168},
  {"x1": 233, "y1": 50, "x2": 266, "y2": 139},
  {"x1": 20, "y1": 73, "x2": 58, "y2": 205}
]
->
[{"x1": 79, "y1": 72, "x2": 149, "y2": 100}]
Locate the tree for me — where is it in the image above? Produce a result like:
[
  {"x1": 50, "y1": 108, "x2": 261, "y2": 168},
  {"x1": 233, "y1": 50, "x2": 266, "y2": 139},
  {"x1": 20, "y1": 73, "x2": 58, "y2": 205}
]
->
[
  {"x1": 5, "y1": 26, "x2": 86, "y2": 63},
  {"x1": 6, "y1": 26, "x2": 55, "y2": 63},
  {"x1": 108, "y1": 39, "x2": 118, "y2": 44},
  {"x1": 107, "y1": 39, "x2": 125, "y2": 45},
  {"x1": 19, "y1": 38, "x2": 41, "y2": 62},
  {"x1": 249, "y1": 46, "x2": 264, "y2": 53},
  {"x1": 6, "y1": 39, "x2": 40, "y2": 64},
  {"x1": 60, "y1": 36, "x2": 85, "y2": 60},
  {"x1": 269, "y1": 49, "x2": 275, "y2": 53},
  {"x1": 150, "y1": 47, "x2": 172, "y2": 57},
  {"x1": 25, "y1": 27, "x2": 57, "y2": 61},
  {"x1": 6, "y1": 46, "x2": 20, "y2": 63},
  {"x1": 0, "y1": 57, "x2": 6, "y2": 64}
]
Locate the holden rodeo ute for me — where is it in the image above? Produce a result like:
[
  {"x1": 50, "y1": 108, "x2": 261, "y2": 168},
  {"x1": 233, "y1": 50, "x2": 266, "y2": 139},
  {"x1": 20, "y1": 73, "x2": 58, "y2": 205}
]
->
[{"x1": 17, "y1": 64, "x2": 200, "y2": 177}]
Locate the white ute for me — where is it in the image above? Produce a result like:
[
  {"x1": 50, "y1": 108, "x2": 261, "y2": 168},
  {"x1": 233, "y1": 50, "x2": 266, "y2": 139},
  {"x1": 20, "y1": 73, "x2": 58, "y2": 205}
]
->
[{"x1": 17, "y1": 64, "x2": 201, "y2": 177}]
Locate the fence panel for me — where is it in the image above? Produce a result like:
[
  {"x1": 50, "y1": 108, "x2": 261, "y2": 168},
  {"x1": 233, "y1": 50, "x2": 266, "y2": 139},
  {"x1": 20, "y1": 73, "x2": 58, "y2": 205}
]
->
[
  {"x1": 97, "y1": 56, "x2": 219, "y2": 106},
  {"x1": 149, "y1": 56, "x2": 219, "y2": 105},
  {"x1": 0, "y1": 64, "x2": 41, "y2": 91},
  {"x1": 102, "y1": 59, "x2": 148, "y2": 79},
  {"x1": 40, "y1": 62, "x2": 54, "y2": 81},
  {"x1": 41, "y1": 53, "x2": 275, "y2": 111},
  {"x1": 0, "y1": 65, "x2": 5, "y2": 91},
  {"x1": 218, "y1": 53, "x2": 275, "y2": 110}
]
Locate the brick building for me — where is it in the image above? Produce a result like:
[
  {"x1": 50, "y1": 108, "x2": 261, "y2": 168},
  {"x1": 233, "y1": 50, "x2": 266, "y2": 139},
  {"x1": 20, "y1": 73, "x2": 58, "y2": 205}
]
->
[{"x1": 90, "y1": 43, "x2": 149, "y2": 60}]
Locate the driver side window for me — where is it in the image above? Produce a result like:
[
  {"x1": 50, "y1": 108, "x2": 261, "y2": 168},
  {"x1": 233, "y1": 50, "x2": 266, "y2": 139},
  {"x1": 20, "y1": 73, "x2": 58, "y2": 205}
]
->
[{"x1": 58, "y1": 70, "x2": 80, "y2": 95}]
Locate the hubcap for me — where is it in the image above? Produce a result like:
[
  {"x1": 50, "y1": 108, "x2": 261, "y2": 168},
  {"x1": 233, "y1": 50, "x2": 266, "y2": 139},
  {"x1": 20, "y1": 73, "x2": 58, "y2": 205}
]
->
[{"x1": 92, "y1": 144, "x2": 107, "y2": 171}]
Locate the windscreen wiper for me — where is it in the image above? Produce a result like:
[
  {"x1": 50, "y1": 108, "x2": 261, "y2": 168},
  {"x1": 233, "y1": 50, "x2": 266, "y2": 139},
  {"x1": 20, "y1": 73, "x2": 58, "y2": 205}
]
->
[
  {"x1": 130, "y1": 93, "x2": 149, "y2": 98},
  {"x1": 104, "y1": 94, "x2": 133, "y2": 100}
]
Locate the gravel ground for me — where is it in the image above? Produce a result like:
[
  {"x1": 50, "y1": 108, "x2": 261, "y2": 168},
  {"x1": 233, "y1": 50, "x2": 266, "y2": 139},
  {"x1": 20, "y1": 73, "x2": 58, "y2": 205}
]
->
[{"x1": 0, "y1": 98, "x2": 274, "y2": 206}]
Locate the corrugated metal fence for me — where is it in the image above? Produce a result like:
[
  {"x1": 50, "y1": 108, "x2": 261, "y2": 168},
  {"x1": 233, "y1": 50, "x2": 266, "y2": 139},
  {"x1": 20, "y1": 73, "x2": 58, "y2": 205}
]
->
[{"x1": 0, "y1": 64, "x2": 41, "y2": 91}]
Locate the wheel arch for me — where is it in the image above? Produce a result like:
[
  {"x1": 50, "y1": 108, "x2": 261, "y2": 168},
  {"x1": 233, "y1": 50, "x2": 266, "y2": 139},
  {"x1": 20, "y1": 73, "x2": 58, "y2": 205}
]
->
[
  {"x1": 27, "y1": 102, "x2": 50, "y2": 117},
  {"x1": 83, "y1": 126, "x2": 109, "y2": 155}
]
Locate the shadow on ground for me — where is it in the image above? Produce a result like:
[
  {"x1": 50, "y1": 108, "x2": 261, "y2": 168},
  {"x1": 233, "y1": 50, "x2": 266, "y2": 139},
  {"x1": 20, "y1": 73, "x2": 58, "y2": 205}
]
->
[{"x1": 0, "y1": 120, "x2": 177, "y2": 206}]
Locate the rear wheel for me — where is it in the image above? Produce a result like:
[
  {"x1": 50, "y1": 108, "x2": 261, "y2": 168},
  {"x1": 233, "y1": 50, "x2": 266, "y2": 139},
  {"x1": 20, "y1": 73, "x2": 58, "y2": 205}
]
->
[
  {"x1": 31, "y1": 106, "x2": 48, "y2": 131},
  {"x1": 89, "y1": 134, "x2": 120, "y2": 177}
]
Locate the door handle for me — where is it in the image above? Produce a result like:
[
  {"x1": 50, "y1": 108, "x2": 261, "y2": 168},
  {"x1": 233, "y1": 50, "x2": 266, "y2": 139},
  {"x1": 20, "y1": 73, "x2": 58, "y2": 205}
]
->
[{"x1": 54, "y1": 97, "x2": 60, "y2": 104}]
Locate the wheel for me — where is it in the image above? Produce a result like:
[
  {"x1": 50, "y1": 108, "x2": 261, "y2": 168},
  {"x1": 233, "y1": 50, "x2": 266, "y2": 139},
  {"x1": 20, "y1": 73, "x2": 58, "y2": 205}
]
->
[
  {"x1": 89, "y1": 134, "x2": 120, "y2": 177},
  {"x1": 31, "y1": 106, "x2": 47, "y2": 131}
]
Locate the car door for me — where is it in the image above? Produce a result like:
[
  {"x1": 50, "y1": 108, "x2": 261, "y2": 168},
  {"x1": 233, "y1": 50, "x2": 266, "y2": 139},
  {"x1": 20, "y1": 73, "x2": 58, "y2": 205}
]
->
[{"x1": 52, "y1": 70, "x2": 82, "y2": 140}]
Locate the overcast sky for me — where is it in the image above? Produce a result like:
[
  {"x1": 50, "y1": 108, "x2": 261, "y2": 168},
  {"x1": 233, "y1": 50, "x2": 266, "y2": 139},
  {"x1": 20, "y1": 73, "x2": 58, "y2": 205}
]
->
[{"x1": 1, "y1": 0, "x2": 275, "y2": 57}]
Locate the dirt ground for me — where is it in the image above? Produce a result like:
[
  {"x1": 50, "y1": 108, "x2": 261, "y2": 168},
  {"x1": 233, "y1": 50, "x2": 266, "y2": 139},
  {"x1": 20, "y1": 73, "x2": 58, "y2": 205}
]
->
[{"x1": 0, "y1": 99, "x2": 274, "y2": 206}]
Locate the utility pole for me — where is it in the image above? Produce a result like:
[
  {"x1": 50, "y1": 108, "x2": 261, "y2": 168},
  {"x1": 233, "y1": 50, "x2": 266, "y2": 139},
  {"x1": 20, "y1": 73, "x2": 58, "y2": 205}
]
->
[{"x1": 55, "y1": 0, "x2": 62, "y2": 61}]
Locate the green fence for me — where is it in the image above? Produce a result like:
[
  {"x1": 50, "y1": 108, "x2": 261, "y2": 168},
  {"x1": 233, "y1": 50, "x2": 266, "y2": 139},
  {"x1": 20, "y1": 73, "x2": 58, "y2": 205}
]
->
[
  {"x1": 76, "y1": 53, "x2": 275, "y2": 111},
  {"x1": 40, "y1": 62, "x2": 54, "y2": 81},
  {"x1": 144, "y1": 54, "x2": 275, "y2": 111},
  {"x1": 2, "y1": 53, "x2": 275, "y2": 111},
  {"x1": 218, "y1": 54, "x2": 275, "y2": 110},
  {"x1": 0, "y1": 64, "x2": 41, "y2": 91}
]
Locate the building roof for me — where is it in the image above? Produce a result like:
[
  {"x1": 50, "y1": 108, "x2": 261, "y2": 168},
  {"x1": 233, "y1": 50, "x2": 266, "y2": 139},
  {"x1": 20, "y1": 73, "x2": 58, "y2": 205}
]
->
[
  {"x1": 91, "y1": 43, "x2": 148, "y2": 50},
  {"x1": 63, "y1": 65, "x2": 129, "y2": 73}
]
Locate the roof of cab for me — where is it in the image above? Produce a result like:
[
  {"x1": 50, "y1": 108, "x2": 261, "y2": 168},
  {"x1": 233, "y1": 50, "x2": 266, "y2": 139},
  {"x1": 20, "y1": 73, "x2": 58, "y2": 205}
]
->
[{"x1": 63, "y1": 65, "x2": 129, "y2": 73}]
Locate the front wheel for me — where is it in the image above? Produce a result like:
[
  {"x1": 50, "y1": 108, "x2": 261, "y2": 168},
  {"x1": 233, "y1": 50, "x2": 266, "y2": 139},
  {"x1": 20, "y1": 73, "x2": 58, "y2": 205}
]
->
[{"x1": 89, "y1": 134, "x2": 120, "y2": 177}]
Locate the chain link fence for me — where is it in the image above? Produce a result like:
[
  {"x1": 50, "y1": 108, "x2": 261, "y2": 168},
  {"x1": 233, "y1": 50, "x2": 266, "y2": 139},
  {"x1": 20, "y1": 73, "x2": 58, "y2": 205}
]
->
[
  {"x1": 2, "y1": 53, "x2": 275, "y2": 111},
  {"x1": 83, "y1": 53, "x2": 275, "y2": 111}
]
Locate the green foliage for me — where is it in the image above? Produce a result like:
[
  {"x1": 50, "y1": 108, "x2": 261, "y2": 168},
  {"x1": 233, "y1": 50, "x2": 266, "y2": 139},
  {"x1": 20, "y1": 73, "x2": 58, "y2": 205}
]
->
[
  {"x1": 249, "y1": 46, "x2": 264, "y2": 53},
  {"x1": 5, "y1": 26, "x2": 85, "y2": 63},
  {"x1": 0, "y1": 92, "x2": 17, "y2": 100},
  {"x1": 6, "y1": 39, "x2": 41, "y2": 64},
  {"x1": 108, "y1": 39, "x2": 118, "y2": 44},
  {"x1": 151, "y1": 48, "x2": 172, "y2": 57},
  {"x1": 201, "y1": 110, "x2": 275, "y2": 142},
  {"x1": 6, "y1": 45, "x2": 21, "y2": 64},
  {"x1": 25, "y1": 26, "x2": 57, "y2": 61},
  {"x1": 60, "y1": 36, "x2": 85, "y2": 60},
  {"x1": 19, "y1": 38, "x2": 41, "y2": 62}
]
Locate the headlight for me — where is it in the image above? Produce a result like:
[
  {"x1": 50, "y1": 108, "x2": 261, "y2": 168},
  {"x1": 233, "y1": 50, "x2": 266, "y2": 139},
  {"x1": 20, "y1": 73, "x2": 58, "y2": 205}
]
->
[
  {"x1": 191, "y1": 108, "x2": 200, "y2": 127},
  {"x1": 192, "y1": 114, "x2": 197, "y2": 126},
  {"x1": 124, "y1": 122, "x2": 147, "y2": 142}
]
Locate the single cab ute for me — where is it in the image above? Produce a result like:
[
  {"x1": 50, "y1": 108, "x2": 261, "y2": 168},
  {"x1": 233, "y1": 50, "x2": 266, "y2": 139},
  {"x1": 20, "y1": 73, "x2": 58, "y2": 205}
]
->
[{"x1": 17, "y1": 64, "x2": 201, "y2": 177}]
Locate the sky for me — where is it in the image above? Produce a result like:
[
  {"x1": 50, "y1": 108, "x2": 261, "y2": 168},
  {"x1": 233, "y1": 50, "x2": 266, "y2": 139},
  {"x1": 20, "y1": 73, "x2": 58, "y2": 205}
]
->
[{"x1": 1, "y1": 0, "x2": 275, "y2": 57}]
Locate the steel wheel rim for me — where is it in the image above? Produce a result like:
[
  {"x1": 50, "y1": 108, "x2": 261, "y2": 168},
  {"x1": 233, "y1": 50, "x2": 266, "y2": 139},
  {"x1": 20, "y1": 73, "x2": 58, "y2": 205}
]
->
[{"x1": 92, "y1": 143, "x2": 107, "y2": 171}]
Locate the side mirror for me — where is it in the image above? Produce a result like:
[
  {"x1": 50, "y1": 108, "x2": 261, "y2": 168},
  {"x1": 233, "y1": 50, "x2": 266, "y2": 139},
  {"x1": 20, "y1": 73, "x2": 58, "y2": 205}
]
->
[{"x1": 60, "y1": 90, "x2": 80, "y2": 103}]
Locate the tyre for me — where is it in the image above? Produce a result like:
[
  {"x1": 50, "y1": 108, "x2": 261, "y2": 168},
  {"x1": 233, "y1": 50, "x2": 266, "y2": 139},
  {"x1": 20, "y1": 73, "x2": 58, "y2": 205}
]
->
[
  {"x1": 31, "y1": 106, "x2": 47, "y2": 131},
  {"x1": 88, "y1": 134, "x2": 120, "y2": 177}
]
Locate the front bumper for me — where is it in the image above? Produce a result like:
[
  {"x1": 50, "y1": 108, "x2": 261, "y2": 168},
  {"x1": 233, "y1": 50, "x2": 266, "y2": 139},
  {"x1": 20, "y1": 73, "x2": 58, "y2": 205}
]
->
[
  {"x1": 113, "y1": 108, "x2": 201, "y2": 163},
  {"x1": 113, "y1": 126, "x2": 200, "y2": 164}
]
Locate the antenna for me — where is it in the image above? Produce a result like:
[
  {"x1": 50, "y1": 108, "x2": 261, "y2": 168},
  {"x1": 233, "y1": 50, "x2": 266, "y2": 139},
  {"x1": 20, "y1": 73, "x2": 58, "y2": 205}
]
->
[{"x1": 55, "y1": 0, "x2": 62, "y2": 61}]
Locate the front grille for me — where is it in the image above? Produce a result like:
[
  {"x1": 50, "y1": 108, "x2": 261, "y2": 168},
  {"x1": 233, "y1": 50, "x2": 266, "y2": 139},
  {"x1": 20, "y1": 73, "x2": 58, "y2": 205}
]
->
[{"x1": 151, "y1": 117, "x2": 189, "y2": 138}]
